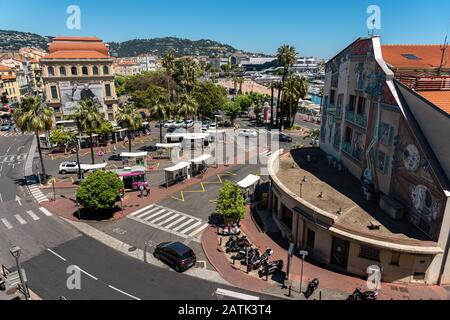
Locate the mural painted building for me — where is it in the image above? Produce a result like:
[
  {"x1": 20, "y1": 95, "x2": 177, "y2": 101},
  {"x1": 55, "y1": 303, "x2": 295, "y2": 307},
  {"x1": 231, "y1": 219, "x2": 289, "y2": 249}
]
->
[
  {"x1": 40, "y1": 36, "x2": 119, "y2": 123},
  {"x1": 268, "y1": 36, "x2": 450, "y2": 285}
]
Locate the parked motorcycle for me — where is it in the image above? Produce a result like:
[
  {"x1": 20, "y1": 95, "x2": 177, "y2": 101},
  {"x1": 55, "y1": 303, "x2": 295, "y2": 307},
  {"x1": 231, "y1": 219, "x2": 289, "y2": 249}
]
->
[
  {"x1": 222, "y1": 224, "x2": 240, "y2": 236},
  {"x1": 247, "y1": 248, "x2": 273, "y2": 271},
  {"x1": 225, "y1": 235, "x2": 246, "y2": 248},
  {"x1": 225, "y1": 236, "x2": 251, "y2": 253},
  {"x1": 258, "y1": 259, "x2": 283, "y2": 278},
  {"x1": 232, "y1": 248, "x2": 259, "y2": 263},
  {"x1": 347, "y1": 288, "x2": 378, "y2": 300},
  {"x1": 304, "y1": 278, "x2": 320, "y2": 299}
]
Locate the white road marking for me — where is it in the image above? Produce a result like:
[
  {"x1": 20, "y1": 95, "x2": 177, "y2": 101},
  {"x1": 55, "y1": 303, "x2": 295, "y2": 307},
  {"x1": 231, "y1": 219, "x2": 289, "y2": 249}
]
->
[
  {"x1": 136, "y1": 206, "x2": 160, "y2": 218},
  {"x1": 149, "y1": 211, "x2": 173, "y2": 224},
  {"x1": 1, "y1": 218, "x2": 13, "y2": 230},
  {"x1": 14, "y1": 214, "x2": 27, "y2": 225},
  {"x1": 130, "y1": 203, "x2": 155, "y2": 217},
  {"x1": 39, "y1": 207, "x2": 53, "y2": 216},
  {"x1": 27, "y1": 210, "x2": 40, "y2": 221},
  {"x1": 172, "y1": 218, "x2": 195, "y2": 232},
  {"x1": 108, "y1": 285, "x2": 141, "y2": 300},
  {"x1": 142, "y1": 209, "x2": 166, "y2": 221},
  {"x1": 46, "y1": 248, "x2": 67, "y2": 262},
  {"x1": 188, "y1": 223, "x2": 209, "y2": 237},
  {"x1": 164, "y1": 216, "x2": 187, "y2": 229},
  {"x1": 0, "y1": 193, "x2": 3, "y2": 203},
  {"x1": 156, "y1": 213, "x2": 180, "y2": 226},
  {"x1": 215, "y1": 288, "x2": 260, "y2": 300},
  {"x1": 74, "y1": 266, "x2": 99, "y2": 281},
  {"x1": 6, "y1": 146, "x2": 11, "y2": 153},
  {"x1": 179, "y1": 220, "x2": 203, "y2": 235}
]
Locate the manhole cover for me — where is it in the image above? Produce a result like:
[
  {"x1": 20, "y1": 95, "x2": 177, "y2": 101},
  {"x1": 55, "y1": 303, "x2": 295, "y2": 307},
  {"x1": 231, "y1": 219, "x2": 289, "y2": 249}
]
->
[{"x1": 128, "y1": 247, "x2": 137, "y2": 252}]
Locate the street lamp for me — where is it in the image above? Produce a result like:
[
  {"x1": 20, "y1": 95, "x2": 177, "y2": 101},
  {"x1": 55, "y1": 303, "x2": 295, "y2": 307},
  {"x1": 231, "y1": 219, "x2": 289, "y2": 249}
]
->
[
  {"x1": 9, "y1": 246, "x2": 29, "y2": 300},
  {"x1": 75, "y1": 119, "x2": 83, "y2": 183}
]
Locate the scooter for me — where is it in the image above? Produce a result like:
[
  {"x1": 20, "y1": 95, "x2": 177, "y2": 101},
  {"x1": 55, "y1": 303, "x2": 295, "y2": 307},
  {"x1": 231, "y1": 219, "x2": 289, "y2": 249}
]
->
[
  {"x1": 225, "y1": 236, "x2": 246, "y2": 248},
  {"x1": 232, "y1": 248, "x2": 258, "y2": 262},
  {"x1": 226, "y1": 238, "x2": 251, "y2": 253},
  {"x1": 258, "y1": 260, "x2": 283, "y2": 278},
  {"x1": 222, "y1": 224, "x2": 240, "y2": 236},
  {"x1": 304, "y1": 278, "x2": 320, "y2": 299},
  {"x1": 347, "y1": 288, "x2": 378, "y2": 300},
  {"x1": 247, "y1": 248, "x2": 273, "y2": 271}
]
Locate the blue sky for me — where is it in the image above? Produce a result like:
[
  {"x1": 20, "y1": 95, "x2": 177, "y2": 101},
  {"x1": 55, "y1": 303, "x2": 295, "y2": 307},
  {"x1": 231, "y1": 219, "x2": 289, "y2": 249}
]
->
[{"x1": 1, "y1": 0, "x2": 449, "y2": 58}]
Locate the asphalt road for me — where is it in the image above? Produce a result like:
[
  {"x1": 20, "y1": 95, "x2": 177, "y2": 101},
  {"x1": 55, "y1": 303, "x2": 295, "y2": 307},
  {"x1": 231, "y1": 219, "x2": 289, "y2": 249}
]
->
[{"x1": 22, "y1": 235, "x2": 278, "y2": 300}]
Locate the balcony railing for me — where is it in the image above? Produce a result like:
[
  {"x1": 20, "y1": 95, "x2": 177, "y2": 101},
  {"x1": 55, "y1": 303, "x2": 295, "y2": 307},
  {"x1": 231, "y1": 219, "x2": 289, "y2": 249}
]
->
[{"x1": 345, "y1": 106, "x2": 367, "y2": 129}]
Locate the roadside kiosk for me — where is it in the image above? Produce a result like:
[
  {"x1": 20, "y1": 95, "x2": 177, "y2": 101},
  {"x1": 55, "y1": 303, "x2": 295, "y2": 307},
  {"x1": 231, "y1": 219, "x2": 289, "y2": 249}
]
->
[
  {"x1": 164, "y1": 161, "x2": 191, "y2": 188},
  {"x1": 120, "y1": 152, "x2": 148, "y2": 168},
  {"x1": 237, "y1": 174, "x2": 261, "y2": 202},
  {"x1": 112, "y1": 166, "x2": 147, "y2": 191},
  {"x1": 155, "y1": 143, "x2": 182, "y2": 159},
  {"x1": 189, "y1": 154, "x2": 212, "y2": 176}
]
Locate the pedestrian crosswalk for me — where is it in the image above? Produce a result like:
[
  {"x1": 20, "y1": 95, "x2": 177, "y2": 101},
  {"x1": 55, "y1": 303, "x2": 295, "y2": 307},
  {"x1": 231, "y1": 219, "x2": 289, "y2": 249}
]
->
[
  {"x1": 0, "y1": 154, "x2": 27, "y2": 164},
  {"x1": 26, "y1": 177, "x2": 49, "y2": 203},
  {"x1": 0, "y1": 132, "x2": 32, "y2": 137},
  {"x1": 128, "y1": 204, "x2": 209, "y2": 242},
  {"x1": 0, "y1": 208, "x2": 52, "y2": 231}
]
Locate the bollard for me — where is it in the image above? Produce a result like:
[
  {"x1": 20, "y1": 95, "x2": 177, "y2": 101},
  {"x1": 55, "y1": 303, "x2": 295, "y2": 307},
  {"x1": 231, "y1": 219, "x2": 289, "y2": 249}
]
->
[{"x1": 319, "y1": 291, "x2": 322, "y2": 300}]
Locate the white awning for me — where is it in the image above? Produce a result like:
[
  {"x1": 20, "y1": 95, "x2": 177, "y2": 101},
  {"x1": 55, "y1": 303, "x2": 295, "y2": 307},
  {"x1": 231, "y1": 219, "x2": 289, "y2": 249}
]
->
[
  {"x1": 156, "y1": 143, "x2": 182, "y2": 149},
  {"x1": 114, "y1": 128, "x2": 128, "y2": 132},
  {"x1": 165, "y1": 133, "x2": 209, "y2": 140},
  {"x1": 164, "y1": 161, "x2": 191, "y2": 172},
  {"x1": 80, "y1": 163, "x2": 108, "y2": 171},
  {"x1": 120, "y1": 152, "x2": 148, "y2": 158},
  {"x1": 237, "y1": 174, "x2": 261, "y2": 189},
  {"x1": 207, "y1": 129, "x2": 227, "y2": 134},
  {"x1": 190, "y1": 154, "x2": 212, "y2": 164}
]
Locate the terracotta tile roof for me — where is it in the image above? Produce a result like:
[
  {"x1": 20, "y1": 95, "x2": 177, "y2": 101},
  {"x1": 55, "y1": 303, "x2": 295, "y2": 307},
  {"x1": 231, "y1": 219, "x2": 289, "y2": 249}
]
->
[
  {"x1": 45, "y1": 36, "x2": 110, "y2": 60},
  {"x1": 53, "y1": 36, "x2": 102, "y2": 42},
  {"x1": 1, "y1": 75, "x2": 16, "y2": 80},
  {"x1": 0, "y1": 65, "x2": 12, "y2": 72},
  {"x1": 418, "y1": 91, "x2": 450, "y2": 114},
  {"x1": 381, "y1": 45, "x2": 450, "y2": 70},
  {"x1": 44, "y1": 50, "x2": 110, "y2": 59}
]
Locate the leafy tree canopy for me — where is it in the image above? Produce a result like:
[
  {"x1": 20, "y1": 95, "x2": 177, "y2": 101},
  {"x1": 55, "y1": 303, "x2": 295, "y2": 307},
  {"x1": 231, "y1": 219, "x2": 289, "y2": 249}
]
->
[
  {"x1": 191, "y1": 81, "x2": 227, "y2": 119},
  {"x1": 49, "y1": 128, "x2": 75, "y2": 149},
  {"x1": 216, "y1": 181, "x2": 245, "y2": 220},
  {"x1": 76, "y1": 171, "x2": 124, "y2": 211}
]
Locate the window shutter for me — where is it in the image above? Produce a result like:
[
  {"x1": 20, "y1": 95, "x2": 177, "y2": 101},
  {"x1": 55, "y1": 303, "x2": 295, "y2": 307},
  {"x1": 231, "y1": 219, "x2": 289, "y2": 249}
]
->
[{"x1": 388, "y1": 126, "x2": 394, "y2": 146}]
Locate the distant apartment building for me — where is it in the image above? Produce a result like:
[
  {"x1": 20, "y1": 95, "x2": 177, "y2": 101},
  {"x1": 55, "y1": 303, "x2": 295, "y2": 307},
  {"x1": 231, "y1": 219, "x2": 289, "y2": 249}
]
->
[
  {"x1": 0, "y1": 65, "x2": 21, "y2": 106},
  {"x1": 40, "y1": 36, "x2": 119, "y2": 123},
  {"x1": 19, "y1": 47, "x2": 47, "y2": 61},
  {"x1": 136, "y1": 54, "x2": 158, "y2": 72},
  {"x1": 115, "y1": 59, "x2": 142, "y2": 76},
  {"x1": 292, "y1": 56, "x2": 321, "y2": 74},
  {"x1": 209, "y1": 57, "x2": 229, "y2": 71},
  {"x1": 0, "y1": 53, "x2": 32, "y2": 98},
  {"x1": 29, "y1": 59, "x2": 44, "y2": 94}
]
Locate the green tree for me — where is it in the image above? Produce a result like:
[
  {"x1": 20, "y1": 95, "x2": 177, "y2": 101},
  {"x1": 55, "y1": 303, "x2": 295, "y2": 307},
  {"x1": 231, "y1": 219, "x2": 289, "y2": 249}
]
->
[
  {"x1": 49, "y1": 128, "x2": 75, "y2": 153},
  {"x1": 276, "y1": 44, "x2": 297, "y2": 130},
  {"x1": 235, "y1": 94, "x2": 253, "y2": 113},
  {"x1": 149, "y1": 95, "x2": 169, "y2": 143},
  {"x1": 224, "y1": 101, "x2": 241, "y2": 125},
  {"x1": 162, "y1": 49, "x2": 176, "y2": 100},
  {"x1": 177, "y1": 95, "x2": 198, "y2": 129},
  {"x1": 283, "y1": 75, "x2": 309, "y2": 127},
  {"x1": 248, "y1": 92, "x2": 269, "y2": 125},
  {"x1": 173, "y1": 57, "x2": 203, "y2": 94},
  {"x1": 216, "y1": 181, "x2": 245, "y2": 221},
  {"x1": 72, "y1": 100, "x2": 104, "y2": 164},
  {"x1": 14, "y1": 96, "x2": 54, "y2": 182},
  {"x1": 76, "y1": 170, "x2": 124, "y2": 212},
  {"x1": 130, "y1": 90, "x2": 150, "y2": 109},
  {"x1": 96, "y1": 120, "x2": 114, "y2": 142},
  {"x1": 116, "y1": 104, "x2": 144, "y2": 152},
  {"x1": 191, "y1": 81, "x2": 227, "y2": 119}
]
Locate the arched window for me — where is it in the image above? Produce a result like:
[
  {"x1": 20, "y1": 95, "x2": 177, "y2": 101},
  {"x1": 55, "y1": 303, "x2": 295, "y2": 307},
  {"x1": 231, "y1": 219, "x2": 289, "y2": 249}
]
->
[
  {"x1": 93, "y1": 66, "x2": 99, "y2": 75},
  {"x1": 47, "y1": 66, "x2": 54, "y2": 76},
  {"x1": 71, "y1": 66, "x2": 78, "y2": 75},
  {"x1": 59, "y1": 66, "x2": 66, "y2": 76},
  {"x1": 82, "y1": 66, "x2": 89, "y2": 75},
  {"x1": 103, "y1": 66, "x2": 109, "y2": 75}
]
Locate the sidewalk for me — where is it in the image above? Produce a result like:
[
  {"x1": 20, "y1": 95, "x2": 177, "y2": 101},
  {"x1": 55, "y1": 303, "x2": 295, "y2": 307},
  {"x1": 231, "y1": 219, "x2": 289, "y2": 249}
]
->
[{"x1": 201, "y1": 204, "x2": 450, "y2": 300}]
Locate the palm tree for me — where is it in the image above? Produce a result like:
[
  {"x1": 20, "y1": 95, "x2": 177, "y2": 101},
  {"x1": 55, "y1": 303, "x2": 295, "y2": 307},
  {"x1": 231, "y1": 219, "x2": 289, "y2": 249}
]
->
[
  {"x1": 177, "y1": 95, "x2": 198, "y2": 131},
  {"x1": 174, "y1": 58, "x2": 202, "y2": 94},
  {"x1": 72, "y1": 100, "x2": 104, "y2": 164},
  {"x1": 116, "y1": 104, "x2": 144, "y2": 152},
  {"x1": 14, "y1": 96, "x2": 53, "y2": 183},
  {"x1": 284, "y1": 75, "x2": 309, "y2": 127},
  {"x1": 149, "y1": 96, "x2": 169, "y2": 143},
  {"x1": 276, "y1": 44, "x2": 297, "y2": 129},
  {"x1": 162, "y1": 49, "x2": 176, "y2": 100}
]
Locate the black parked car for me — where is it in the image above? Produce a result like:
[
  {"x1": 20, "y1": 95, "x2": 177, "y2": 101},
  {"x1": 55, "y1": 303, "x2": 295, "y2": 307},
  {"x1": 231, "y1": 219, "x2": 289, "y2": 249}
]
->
[
  {"x1": 279, "y1": 133, "x2": 293, "y2": 142},
  {"x1": 153, "y1": 241, "x2": 196, "y2": 272}
]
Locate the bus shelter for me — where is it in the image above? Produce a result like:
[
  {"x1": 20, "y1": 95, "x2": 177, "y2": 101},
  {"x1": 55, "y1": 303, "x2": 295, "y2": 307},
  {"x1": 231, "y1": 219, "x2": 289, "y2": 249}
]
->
[
  {"x1": 164, "y1": 161, "x2": 191, "y2": 188},
  {"x1": 237, "y1": 174, "x2": 261, "y2": 202},
  {"x1": 120, "y1": 152, "x2": 148, "y2": 167},
  {"x1": 155, "y1": 143, "x2": 182, "y2": 159},
  {"x1": 189, "y1": 154, "x2": 212, "y2": 176}
]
